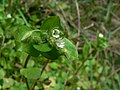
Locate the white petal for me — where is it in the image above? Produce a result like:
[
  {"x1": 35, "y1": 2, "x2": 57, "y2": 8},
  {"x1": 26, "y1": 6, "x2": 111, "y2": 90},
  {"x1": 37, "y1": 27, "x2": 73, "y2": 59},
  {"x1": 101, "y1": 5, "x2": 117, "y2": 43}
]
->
[
  {"x1": 52, "y1": 29, "x2": 60, "y2": 38},
  {"x1": 99, "y1": 33, "x2": 104, "y2": 38},
  {"x1": 52, "y1": 34, "x2": 60, "y2": 38},
  {"x1": 77, "y1": 87, "x2": 81, "y2": 90},
  {"x1": 7, "y1": 14, "x2": 12, "y2": 18},
  {"x1": 56, "y1": 39, "x2": 65, "y2": 48}
]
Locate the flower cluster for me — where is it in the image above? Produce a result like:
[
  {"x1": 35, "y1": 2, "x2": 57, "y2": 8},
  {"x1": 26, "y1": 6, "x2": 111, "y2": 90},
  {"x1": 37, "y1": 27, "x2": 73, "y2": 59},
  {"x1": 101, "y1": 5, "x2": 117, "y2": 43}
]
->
[{"x1": 52, "y1": 28, "x2": 65, "y2": 48}]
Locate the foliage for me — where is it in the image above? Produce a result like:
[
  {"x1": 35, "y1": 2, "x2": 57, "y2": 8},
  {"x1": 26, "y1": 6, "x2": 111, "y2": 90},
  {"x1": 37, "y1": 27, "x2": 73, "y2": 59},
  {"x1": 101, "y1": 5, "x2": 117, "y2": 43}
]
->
[{"x1": 0, "y1": 0, "x2": 120, "y2": 90}]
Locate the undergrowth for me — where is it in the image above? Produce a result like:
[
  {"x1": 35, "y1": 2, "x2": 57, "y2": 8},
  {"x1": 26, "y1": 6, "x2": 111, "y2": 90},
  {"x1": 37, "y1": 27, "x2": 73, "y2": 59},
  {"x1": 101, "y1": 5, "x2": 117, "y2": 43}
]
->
[{"x1": 0, "y1": 0, "x2": 120, "y2": 90}]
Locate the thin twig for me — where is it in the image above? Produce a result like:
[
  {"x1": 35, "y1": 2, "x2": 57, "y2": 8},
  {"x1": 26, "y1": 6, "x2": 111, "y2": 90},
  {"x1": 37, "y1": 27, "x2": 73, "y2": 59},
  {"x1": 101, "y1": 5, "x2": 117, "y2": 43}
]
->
[
  {"x1": 58, "y1": 6, "x2": 71, "y2": 35},
  {"x1": 40, "y1": 59, "x2": 50, "y2": 76},
  {"x1": 23, "y1": 55, "x2": 30, "y2": 90},
  {"x1": 25, "y1": 78, "x2": 30, "y2": 90},
  {"x1": 105, "y1": 68, "x2": 120, "y2": 81},
  {"x1": 75, "y1": 0, "x2": 81, "y2": 48},
  {"x1": 73, "y1": 59, "x2": 86, "y2": 76},
  {"x1": 75, "y1": 0, "x2": 81, "y2": 37},
  {"x1": 24, "y1": 55, "x2": 30, "y2": 68},
  {"x1": 83, "y1": 23, "x2": 94, "y2": 30},
  {"x1": 111, "y1": 12, "x2": 120, "y2": 21},
  {"x1": 31, "y1": 59, "x2": 50, "y2": 90},
  {"x1": 112, "y1": 27, "x2": 120, "y2": 35},
  {"x1": 1, "y1": 35, "x2": 5, "y2": 47}
]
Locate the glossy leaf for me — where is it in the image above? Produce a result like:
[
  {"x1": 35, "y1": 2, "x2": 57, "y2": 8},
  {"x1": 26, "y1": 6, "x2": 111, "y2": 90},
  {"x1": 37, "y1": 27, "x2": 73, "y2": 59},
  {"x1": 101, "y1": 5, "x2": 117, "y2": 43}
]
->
[
  {"x1": 63, "y1": 38, "x2": 78, "y2": 60},
  {"x1": 40, "y1": 16, "x2": 63, "y2": 32},
  {"x1": 21, "y1": 31, "x2": 33, "y2": 41},
  {"x1": 41, "y1": 47, "x2": 62, "y2": 60},
  {"x1": 22, "y1": 43, "x2": 40, "y2": 57},
  {"x1": 27, "y1": 60, "x2": 35, "y2": 68},
  {"x1": 33, "y1": 43, "x2": 52, "y2": 52},
  {"x1": 13, "y1": 25, "x2": 32, "y2": 42},
  {"x1": 14, "y1": 40, "x2": 40, "y2": 57}
]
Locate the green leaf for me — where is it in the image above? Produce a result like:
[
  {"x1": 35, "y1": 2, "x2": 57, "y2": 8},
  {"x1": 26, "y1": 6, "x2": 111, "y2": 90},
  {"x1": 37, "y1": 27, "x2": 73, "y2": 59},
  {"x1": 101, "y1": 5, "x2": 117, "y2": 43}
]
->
[
  {"x1": 15, "y1": 41, "x2": 40, "y2": 57},
  {"x1": 13, "y1": 25, "x2": 41, "y2": 57},
  {"x1": 98, "y1": 67, "x2": 103, "y2": 74},
  {"x1": 59, "y1": 2, "x2": 69, "y2": 10},
  {"x1": 63, "y1": 38, "x2": 78, "y2": 60},
  {"x1": 13, "y1": 25, "x2": 32, "y2": 42},
  {"x1": 20, "y1": 67, "x2": 40, "y2": 79},
  {"x1": 27, "y1": 60, "x2": 35, "y2": 68},
  {"x1": 0, "y1": 69, "x2": 5, "y2": 79},
  {"x1": 10, "y1": 86, "x2": 26, "y2": 90},
  {"x1": 0, "y1": 27, "x2": 3, "y2": 35},
  {"x1": 41, "y1": 47, "x2": 61, "y2": 60},
  {"x1": 22, "y1": 43, "x2": 40, "y2": 57},
  {"x1": 0, "y1": 6, "x2": 4, "y2": 12},
  {"x1": 40, "y1": 16, "x2": 63, "y2": 32},
  {"x1": 3, "y1": 78, "x2": 14, "y2": 89},
  {"x1": 21, "y1": 31, "x2": 33, "y2": 41},
  {"x1": 10, "y1": 83, "x2": 27, "y2": 90},
  {"x1": 33, "y1": 43, "x2": 52, "y2": 52},
  {"x1": 83, "y1": 43, "x2": 90, "y2": 59},
  {"x1": 49, "y1": 62, "x2": 60, "y2": 69},
  {"x1": 78, "y1": 81, "x2": 90, "y2": 89}
]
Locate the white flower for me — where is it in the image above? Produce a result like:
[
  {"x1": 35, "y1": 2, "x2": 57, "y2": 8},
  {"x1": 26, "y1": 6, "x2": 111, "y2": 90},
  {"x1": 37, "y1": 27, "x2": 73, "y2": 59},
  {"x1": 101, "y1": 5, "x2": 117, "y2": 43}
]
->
[
  {"x1": 77, "y1": 87, "x2": 81, "y2": 90},
  {"x1": 52, "y1": 29, "x2": 60, "y2": 38},
  {"x1": 7, "y1": 14, "x2": 12, "y2": 18},
  {"x1": 99, "y1": 33, "x2": 104, "y2": 38},
  {"x1": 56, "y1": 39, "x2": 65, "y2": 48},
  {"x1": 51, "y1": 28, "x2": 65, "y2": 48}
]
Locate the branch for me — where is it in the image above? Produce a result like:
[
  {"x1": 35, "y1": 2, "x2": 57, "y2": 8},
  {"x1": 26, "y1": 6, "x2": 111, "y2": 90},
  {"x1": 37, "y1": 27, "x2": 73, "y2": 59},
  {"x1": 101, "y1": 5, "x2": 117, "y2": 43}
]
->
[
  {"x1": 31, "y1": 59, "x2": 50, "y2": 90},
  {"x1": 105, "y1": 67, "x2": 120, "y2": 81},
  {"x1": 24, "y1": 55, "x2": 30, "y2": 68},
  {"x1": 23, "y1": 55, "x2": 31, "y2": 90},
  {"x1": 75, "y1": 0, "x2": 81, "y2": 36},
  {"x1": 75, "y1": 0, "x2": 81, "y2": 48}
]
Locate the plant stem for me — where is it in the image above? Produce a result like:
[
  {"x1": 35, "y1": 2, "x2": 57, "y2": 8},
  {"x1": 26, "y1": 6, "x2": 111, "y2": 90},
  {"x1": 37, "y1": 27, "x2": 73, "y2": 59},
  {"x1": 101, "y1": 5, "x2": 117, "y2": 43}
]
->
[
  {"x1": 40, "y1": 59, "x2": 50, "y2": 76},
  {"x1": 24, "y1": 55, "x2": 31, "y2": 90},
  {"x1": 25, "y1": 78, "x2": 30, "y2": 90},
  {"x1": 24, "y1": 55, "x2": 30, "y2": 68},
  {"x1": 31, "y1": 59, "x2": 50, "y2": 90}
]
